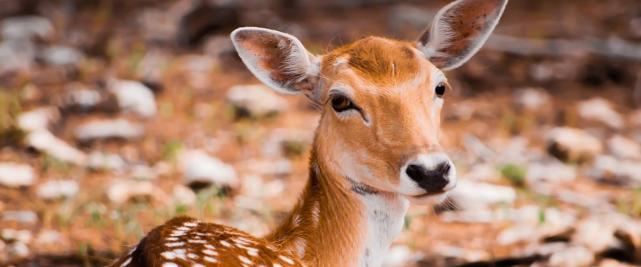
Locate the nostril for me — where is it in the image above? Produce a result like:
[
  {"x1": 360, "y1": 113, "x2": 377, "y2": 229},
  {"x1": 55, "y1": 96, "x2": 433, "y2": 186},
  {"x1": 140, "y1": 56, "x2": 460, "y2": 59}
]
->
[{"x1": 405, "y1": 164, "x2": 427, "y2": 182}]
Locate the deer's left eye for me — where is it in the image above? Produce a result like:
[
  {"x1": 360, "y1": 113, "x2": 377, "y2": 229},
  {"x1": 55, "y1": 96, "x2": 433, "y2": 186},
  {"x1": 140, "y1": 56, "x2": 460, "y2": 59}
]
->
[{"x1": 435, "y1": 82, "x2": 447, "y2": 97}]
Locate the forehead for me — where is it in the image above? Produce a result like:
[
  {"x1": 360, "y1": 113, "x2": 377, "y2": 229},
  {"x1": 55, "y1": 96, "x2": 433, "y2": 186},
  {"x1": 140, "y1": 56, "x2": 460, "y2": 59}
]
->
[{"x1": 322, "y1": 37, "x2": 428, "y2": 87}]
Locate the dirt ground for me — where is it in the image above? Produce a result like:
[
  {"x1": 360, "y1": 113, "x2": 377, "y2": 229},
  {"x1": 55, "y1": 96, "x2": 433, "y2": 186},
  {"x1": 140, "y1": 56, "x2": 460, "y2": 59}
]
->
[{"x1": 1, "y1": 0, "x2": 640, "y2": 266}]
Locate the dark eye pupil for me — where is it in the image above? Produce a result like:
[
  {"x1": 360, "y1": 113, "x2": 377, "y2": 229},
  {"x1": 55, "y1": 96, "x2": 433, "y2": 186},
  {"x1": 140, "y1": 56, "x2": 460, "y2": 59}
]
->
[
  {"x1": 331, "y1": 96, "x2": 352, "y2": 112},
  {"x1": 435, "y1": 83, "x2": 446, "y2": 96}
]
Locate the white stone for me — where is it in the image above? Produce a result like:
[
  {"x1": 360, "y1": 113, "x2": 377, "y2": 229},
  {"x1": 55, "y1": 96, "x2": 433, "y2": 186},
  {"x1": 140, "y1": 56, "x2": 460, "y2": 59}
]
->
[
  {"x1": 26, "y1": 130, "x2": 87, "y2": 165},
  {"x1": 0, "y1": 40, "x2": 35, "y2": 74},
  {"x1": 0, "y1": 163, "x2": 35, "y2": 187},
  {"x1": 513, "y1": 87, "x2": 551, "y2": 111},
  {"x1": 179, "y1": 149, "x2": 238, "y2": 188},
  {"x1": 548, "y1": 246, "x2": 594, "y2": 267},
  {"x1": 590, "y1": 155, "x2": 641, "y2": 185},
  {"x1": 1, "y1": 229, "x2": 32, "y2": 243},
  {"x1": 172, "y1": 185, "x2": 196, "y2": 206},
  {"x1": 1, "y1": 210, "x2": 37, "y2": 224},
  {"x1": 463, "y1": 163, "x2": 502, "y2": 183},
  {"x1": 106, "y1": 180, "x2": 155, "y2": 205},
  {"x1": 1, "y1": 16, "x2": 53, "y2": 41},
  {"x1": 74, "y1": 119, "x2": 144, "y2": 141},
  {"x1": 242, "y1": 158, "x2": 292, "y2": 177},
  {"x1": 607, "y1": 135, "x2": 641, "y2": 160},
  {"x1": 447, "y1": 181, "x2": 516, "y2": 210},
  {"x1": 87, "y1": 151, "x2": 126, "y2": 172},
  {"x1": 547, "y1": 127, "x2": 602, "y2": 162},
  {"x1": 577, "y1": 98, "x2": 624, "y2": 129},
  {"x1": 526, "y1": 161, "x2": 577, "y2": 184},
  {"x1": 108, "y1": 80, "x2": 157, "y2": 117},
  {"x1": 39, "y1": 45, "x2": 84, "y2": 67},
  {"x1": 36, "y1": 180, "x2": 79, "y2": 200},
  {"x1": 35, "y1": 230, "x2": 61, "y2": 245},
  {"x1": 226, "y1": 84, "x2": 288, "y2": 118},
  {"x1": 17, "y1": 107, "x2": 59, "y2": 132}
]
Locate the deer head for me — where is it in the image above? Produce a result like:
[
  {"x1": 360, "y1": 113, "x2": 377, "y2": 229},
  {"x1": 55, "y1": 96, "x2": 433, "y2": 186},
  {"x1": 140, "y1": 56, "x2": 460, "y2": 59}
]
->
[{"x1": 231, "y1": 0, "x2": 507, "y2": 203}]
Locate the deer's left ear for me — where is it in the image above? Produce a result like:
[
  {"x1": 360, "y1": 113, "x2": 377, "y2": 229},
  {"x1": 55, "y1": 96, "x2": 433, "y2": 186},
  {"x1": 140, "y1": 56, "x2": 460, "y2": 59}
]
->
[
  {"x1": 417, "y1": 0, "x2": 508, "y2": 70},
  {"x1": 231, "y1": 27, "x2": 321, "y2": 99}
]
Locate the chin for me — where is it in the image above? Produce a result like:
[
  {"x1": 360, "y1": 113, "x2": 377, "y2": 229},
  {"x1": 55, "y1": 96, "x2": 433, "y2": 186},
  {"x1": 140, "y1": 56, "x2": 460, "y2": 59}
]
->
[{"x1": 406, "y1": 191, "x2": 449, "y2": 205}]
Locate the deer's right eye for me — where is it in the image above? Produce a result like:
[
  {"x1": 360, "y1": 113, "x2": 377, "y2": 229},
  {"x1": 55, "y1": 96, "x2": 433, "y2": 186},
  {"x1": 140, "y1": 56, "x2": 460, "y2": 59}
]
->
[{"x1": 331, "y1": 95, "x2": 355, "y2": 112}]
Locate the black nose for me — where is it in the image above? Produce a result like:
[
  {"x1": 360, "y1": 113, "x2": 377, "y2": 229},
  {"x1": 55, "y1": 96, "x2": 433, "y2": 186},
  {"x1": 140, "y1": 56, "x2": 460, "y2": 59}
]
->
[{"x1": 405, "y1": 162, "x2": 451, "y2": 192}]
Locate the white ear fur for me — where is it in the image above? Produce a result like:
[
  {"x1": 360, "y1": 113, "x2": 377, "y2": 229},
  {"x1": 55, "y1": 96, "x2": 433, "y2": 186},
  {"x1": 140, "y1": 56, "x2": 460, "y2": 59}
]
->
[
  {"x1": 230, "y1": 27, "x2": 320, "y2": 96},
  {"x1": 418, "y1": 0, "x2": 508, "y2": 70}
]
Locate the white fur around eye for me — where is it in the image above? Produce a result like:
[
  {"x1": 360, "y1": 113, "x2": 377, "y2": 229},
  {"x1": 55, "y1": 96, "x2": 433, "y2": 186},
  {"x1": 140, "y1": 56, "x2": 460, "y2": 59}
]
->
[{"x1": 335, "y1": 109, "x2": 360, "y2": 120}]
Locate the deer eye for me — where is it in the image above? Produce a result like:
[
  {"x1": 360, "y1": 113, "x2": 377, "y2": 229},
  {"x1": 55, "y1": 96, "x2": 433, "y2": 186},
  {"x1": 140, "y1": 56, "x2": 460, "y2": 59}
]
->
[
  {"x1": 331, "y1": 95, "x2": 355, "y2": 112},
  {"x1": 435, "y1": 82, "x2": 447, "y2": 97}
]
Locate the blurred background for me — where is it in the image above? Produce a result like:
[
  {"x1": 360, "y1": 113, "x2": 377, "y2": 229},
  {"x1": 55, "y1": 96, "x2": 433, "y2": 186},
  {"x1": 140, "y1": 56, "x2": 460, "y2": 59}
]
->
[{"x1": 0, "y1": 0, "x2": 640, "y2": 266}]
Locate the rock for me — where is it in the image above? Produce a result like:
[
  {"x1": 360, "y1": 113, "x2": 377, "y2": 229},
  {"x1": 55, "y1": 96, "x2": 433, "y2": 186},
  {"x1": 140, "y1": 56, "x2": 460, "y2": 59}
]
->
[
  {"x1": 35, "y1": 230, "x2": 61, "y2": 246},
  {"x1": 241, "y1": 175, "x2": 284, "y2": 199},
  {"x1": 172, "y1": 185, "x2": 197, "y2": 206},
  {"x1": 242, "y1": 158, "x2": 292, "y2": 177},
  {"x1": 106, "y1": 180, "x2": 155, "y2": 205},
  {"x1": 577, "y1": 98, "x2": 625, "y2": 129},
  {"x1": 526, "y1": 160, "x2": 577, "y2": 185},
  {"x1": 108, "y1": 80, "x2": 157, "y2": 117},
  {"x1": 74, "y1": 119, "x2": 144, "y2": 141},
  {"x1": 1, "y1": 229, "x2": 32, "y2": 243},
  {"x1": 607, "y1": 135, "x2": 641, "y2": 160},
  {"x1": 432, "y1": 244, "x2": 489, "y2": 262},
  {"x1": 0, "y1": 40, "x2": 35, "y2": 74},
  {"x1": 1, "y1": 16, "x2": 53, "y2": 41},
  {"x1": 203, "y1": 34, "x2": 235, "y2": 58},
  {"x1": 447, "y1": 181, "x2": 516, "y2": 210},
  {"x1": 513, "y1": 87, "x2": 552, "y2": 111},
  {"x1": 39, "y1": 45, "x2": 84, "y2": 67},
  {"x1": 497, "y1": 225, "x2": 541, "y2": 245},
  {"x1": 2, "y1": 210, "x2": 37, "y2": 224},
  {"x1": 547, "y1": 127, "x2": 603, "y2": 162},
  {"x1": 0, "y1": 163, "x2": 35, "y2": 187},
  {"x1": 261, "y1": 129, "x2": 313, "y2": 158},
  {"x1": 178, "y1": 149, "x2": 238, "y2": 189},
  {"x1": 26, "y1": 130, "x2": 87, "y2": 165},
  {"x1": 87, "y1": 151, "x2": 126, "y2": 172},
  {"x1": 16, "y1": 107, "x2": 59, "y2": 132},
  {"x1": 548, "y1": 246, "x2": 594, "y2": 267},
  {"x1": 36, "y1": 180, "x2": 79, "y2": 200},
  {"x1": 589, "y1": 155, "x2": 641, "y2": 186},
  {"x1": 227, "y1": 84, "x2": 288, "y2": 118},
  {"x1": 464, "y1": 163, "x2": 502, "y2": 183}
]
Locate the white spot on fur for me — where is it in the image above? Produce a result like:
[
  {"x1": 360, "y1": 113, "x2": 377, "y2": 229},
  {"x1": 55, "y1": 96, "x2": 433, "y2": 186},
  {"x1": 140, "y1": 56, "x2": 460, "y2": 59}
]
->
[
  {"x1": 192, "y1": 264, "x2": 205, "y2": 267},
  {"x1": 204, "y1": 256, "x2": 218, "y2": 263},
  {"x1": 310, "y1": 200, "x2": 320, "y2": 226},
  {"x1": 220, "y1": 240, "x2": 232, "y2": 247},
  {"x1": 188, "y1": 239, "x2": 206, "y2": 244},
  {"x1": 175, "y1": 226, "x2": 190, "y2": 231},
  {"x1": 165, "y1": 242, "x2": 184, "y2": 247},
  {"x1": 187, "y1": 253, "x2": 199, "y2": 259},
  {"x1": 183, "y1": 221, "x2": 198, "y2": 227},
  {"x1": 162, "y1": 263, "x2": 178, "y2": 267},
  {"x1": 247, "y1": 247, "x2": 259, "y2": 256},
  {"x1": 273, "y1": 264, "x2": 283, "y2": 267},
  {"x1": 239, "y1": 255, "x2": 253, "y2": 264},
  {"x1": 161, "y1": 251, "x2": 176, "y2": 260},
  {"x1": 293, "y1": 238, "x2": 306, "y2": 258},
  {"x1": 278, "y1": 255, "x2": 295, "y2": 265},
  {"x1": 204, "y1": 244, "x2": 216, "y2": 250},
  {"x1": 170, "y1": 230, "x2": 186, "y2": 236},
  {"x1": 165, "y1": 237, "x2": 179, "y2": 241},
  {"x1": 202, "y1": 249, "x2": 218, "y2": 256}
]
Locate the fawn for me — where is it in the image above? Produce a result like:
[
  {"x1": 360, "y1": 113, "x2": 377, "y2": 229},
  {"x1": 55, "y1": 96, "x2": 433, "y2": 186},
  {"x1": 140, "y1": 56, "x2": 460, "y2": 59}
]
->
[{"x1": 110, "y1": 0, "x2": 507, "y2": 266}]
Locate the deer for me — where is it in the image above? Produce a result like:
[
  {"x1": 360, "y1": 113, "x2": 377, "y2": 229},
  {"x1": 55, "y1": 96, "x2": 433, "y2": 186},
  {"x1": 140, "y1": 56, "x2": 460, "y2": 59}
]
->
[{"x1": 110, "y1": 0, "x2": 507, "y2": 266}]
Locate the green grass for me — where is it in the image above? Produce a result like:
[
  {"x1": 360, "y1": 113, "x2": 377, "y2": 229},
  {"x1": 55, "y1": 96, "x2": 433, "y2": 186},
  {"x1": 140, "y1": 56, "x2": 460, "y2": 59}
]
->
[{"x1": 499, "y1": 163, "x2": 527, "y2": 187}]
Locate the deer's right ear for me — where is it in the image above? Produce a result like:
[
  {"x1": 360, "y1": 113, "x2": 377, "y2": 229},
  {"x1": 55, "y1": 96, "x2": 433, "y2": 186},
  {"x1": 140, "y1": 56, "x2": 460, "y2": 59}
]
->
[{"x1": 231, "y1": 27, "x2": 321, "y2": 99}]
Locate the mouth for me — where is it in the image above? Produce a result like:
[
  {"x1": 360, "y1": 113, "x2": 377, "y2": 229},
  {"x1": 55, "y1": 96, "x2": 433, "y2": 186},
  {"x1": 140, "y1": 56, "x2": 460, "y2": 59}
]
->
[{"x1": 411, "y1": 190, "x2": 446, "y2": 199}]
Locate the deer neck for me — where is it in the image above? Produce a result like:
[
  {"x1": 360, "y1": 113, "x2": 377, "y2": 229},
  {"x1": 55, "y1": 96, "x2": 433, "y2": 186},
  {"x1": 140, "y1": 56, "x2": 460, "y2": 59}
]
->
[{"x1": 266, "y1": 144, "x2": 410, "y2": 267}]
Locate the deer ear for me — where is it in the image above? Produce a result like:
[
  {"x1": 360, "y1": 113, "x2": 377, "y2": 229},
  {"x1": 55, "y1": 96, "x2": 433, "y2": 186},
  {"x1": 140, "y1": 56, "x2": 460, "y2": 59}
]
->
[
  {"x1": 417, "y1": 0, "x2": 508, "y2": 70},
  {"x1": 231, "y1": 27, "x2": 321, "y2": 98}
]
